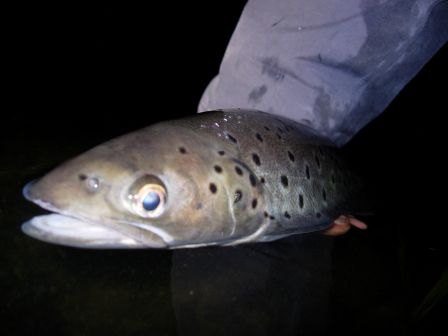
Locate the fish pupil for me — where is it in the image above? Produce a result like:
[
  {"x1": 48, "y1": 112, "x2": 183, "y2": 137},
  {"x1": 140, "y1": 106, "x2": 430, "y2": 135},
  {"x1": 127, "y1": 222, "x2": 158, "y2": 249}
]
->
[{"x1": 142, "y1": 191, "x2": 160, "y2": 211}]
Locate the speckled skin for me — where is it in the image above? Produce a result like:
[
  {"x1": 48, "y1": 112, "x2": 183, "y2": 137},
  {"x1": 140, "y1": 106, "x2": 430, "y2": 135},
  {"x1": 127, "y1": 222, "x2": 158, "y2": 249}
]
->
[
  {"x1": 23, "y1": 110, "x2": 364, "y2": 248},
  {"x1": 176, "y1": 109, "x2": 361, "y2": 242}
]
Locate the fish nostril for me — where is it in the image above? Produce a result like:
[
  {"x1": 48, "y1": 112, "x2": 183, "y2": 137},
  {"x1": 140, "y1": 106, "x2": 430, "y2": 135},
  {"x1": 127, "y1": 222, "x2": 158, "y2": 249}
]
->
[{"x1": 85, "y1": 177, "x2": 100, "y2": 193}]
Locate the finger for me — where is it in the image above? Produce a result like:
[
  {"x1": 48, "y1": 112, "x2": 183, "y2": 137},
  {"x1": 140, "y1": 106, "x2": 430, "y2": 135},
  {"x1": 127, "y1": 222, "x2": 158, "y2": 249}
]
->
[
  {"x1": 333, "y1": 215, "x2": 349, "y2": 225},
  {"x1": 321, "y1": 217, "x2": 351, "y2": 236},
  {"x1": 347, "y1": 216, "x2": 368, "y2": 230}
]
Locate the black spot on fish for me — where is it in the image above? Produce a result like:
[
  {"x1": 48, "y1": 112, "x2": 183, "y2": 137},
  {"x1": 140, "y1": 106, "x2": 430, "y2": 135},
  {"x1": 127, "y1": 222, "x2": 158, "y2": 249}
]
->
[
  {"x1": 234, "y1": 190, "x2": 242, "y2": 203},
  {"x1": 214, "y1": 165, "x2": 223, "y2": 173},
  {"x1": 281, "y1": 175, "x2": 288, "y2": 187},
  {"x1": 218, "y1": 150, "x2": 225, "y2": 156},
  {"x1": 287, "y1": 151, "x2": 295, "y2": 162},
  {"x1": 264, "y1": 126, "x2": 270, "y2": 131},
  {"x1": 277, "y1": 127, "x2": 283, "y2": 134},
  {"x1": 269, "y1": 215, "x2": 275, "y2": 220},
  {"x1": 276, "y1": 133, "x2": 282, "y2": 140},
  {"x1": 306, "y1": 165, "x2": 310, "y2": 179},
  {"x1": 249, "y1": 174, "x2": 257, "y2": 187},
  {"x1": 299, "y1": 194, "x2": 304, "y2": 208},
  {"x1": 78, "y1": 174, "x2": 87, "y2": 181},
  {"x1": 252, "y1": 198, "x2": 258, "y2": 209},
  {"x1": 284, "y1": 211, "x2": 291, "y2": 219},
  {"x1": 260, "y1": 177, "x2": 265, "y2": 184},
  {"x1": 316, "y1": 212, "x2": 322, "y2": 218},
  {"x1": 252, "y1": 153, "x2": 261, "y2": 166},
  {"x1": 235, "y1": 166, "x2": 243, "y2": 176},
  {"x1": 264, "y1": 211, "x2": 269, "y2": 218},
  {"x1": 225, "y1": 132, "x2": 237, "y2": 143},
  {"x1": 179, "y1": 147, "x2": 187, "y2": 154},
  {"x1": 322, "y1": 188, "x2": 327, "y2": 201},
  {"x1": 256, "y1": 133, "x2": 263, "y2": 142},
  {"x1": 209, "y1": 183, "x2": 217, "y2": 194},
  {"x1": 315, "y1": 154, "x2": 320, "y2": 168}
]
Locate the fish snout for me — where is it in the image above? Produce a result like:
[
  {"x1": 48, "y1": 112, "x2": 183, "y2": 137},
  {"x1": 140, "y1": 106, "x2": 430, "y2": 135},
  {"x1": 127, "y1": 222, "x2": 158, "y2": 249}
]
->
[{"x1": 22, "y1": 180, "x2": 38, "y2": 201}]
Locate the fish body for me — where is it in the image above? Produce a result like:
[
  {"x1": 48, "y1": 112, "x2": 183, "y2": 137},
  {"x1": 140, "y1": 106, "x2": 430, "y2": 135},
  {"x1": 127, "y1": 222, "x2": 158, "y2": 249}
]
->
[{"x1": 23, "y1": 109, "x2": 363, "y2": 249}]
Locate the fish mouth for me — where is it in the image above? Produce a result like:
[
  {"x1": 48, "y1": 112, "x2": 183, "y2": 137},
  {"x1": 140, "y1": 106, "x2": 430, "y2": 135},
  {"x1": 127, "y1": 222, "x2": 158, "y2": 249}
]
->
[{"x1": 22, "y1": 182, "x2": 167, "y2": 249}]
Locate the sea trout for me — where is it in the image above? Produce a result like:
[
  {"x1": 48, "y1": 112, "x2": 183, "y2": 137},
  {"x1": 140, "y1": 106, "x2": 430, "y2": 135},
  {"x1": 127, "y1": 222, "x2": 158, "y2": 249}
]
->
[{"x1": 22, "y1": 110, "x2": 365, "y2": 248}]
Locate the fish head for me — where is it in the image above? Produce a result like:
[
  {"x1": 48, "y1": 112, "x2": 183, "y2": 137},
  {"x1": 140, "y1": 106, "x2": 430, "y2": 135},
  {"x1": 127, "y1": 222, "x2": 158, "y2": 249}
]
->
[{"x1": 23, "y1": 122, "x2": 266, "y2": 248}]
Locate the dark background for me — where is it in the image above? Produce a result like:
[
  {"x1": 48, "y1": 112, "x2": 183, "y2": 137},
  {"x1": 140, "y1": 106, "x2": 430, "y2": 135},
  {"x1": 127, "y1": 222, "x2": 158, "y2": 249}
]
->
[
  {"x1": 2, "y1": 2, "x2": 447, "y2": 335},
  {"x1": 6, "y1": 2, "x2": 246, "y2": 145}
]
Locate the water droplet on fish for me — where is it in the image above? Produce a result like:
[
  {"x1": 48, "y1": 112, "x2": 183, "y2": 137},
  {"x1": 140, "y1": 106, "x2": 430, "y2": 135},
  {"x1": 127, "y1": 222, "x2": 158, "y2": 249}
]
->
[
  {"x1": 214, "y1": 122, "x2": 220, "y2": 127},
  {"x1": 297, "y1": 26, "x2": 303, "y2": 31}
]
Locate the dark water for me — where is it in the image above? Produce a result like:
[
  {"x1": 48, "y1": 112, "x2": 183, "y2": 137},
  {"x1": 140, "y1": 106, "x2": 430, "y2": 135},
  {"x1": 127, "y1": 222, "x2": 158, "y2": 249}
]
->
[{"x1": 2, "y1": 3, "x2": 447, "y2": 335}]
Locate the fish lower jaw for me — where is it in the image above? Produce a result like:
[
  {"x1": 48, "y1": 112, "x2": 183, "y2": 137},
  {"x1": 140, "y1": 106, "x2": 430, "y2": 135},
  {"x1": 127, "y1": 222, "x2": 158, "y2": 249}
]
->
[{"x1": 21, "y1": 214, "x2": 155, "y2": 249}]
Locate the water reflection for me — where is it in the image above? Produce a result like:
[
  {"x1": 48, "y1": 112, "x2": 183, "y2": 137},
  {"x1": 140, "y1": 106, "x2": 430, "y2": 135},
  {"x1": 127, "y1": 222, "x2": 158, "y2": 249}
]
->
[{"x1": 171, "y1": 234, "x2": 333, "y2": 335}]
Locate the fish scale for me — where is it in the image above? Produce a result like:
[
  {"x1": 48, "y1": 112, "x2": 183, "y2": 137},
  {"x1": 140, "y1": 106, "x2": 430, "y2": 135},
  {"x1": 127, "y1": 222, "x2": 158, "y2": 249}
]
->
[
  {"x1": 22, "y1": 109, "x2": 365, "y2": 248},
  {"x1": 185, "y1": 110, "x2": 350, "y2": 240}
]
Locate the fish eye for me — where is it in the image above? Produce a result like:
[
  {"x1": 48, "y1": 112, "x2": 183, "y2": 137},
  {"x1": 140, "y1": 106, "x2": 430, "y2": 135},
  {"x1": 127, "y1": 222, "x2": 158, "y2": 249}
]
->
[
  {"x1": 134, "y1": 184, "x2": 166, "y2": 217},
  {"x1": 127, "y1": 175, "x2": 167, "y2": 218}
]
